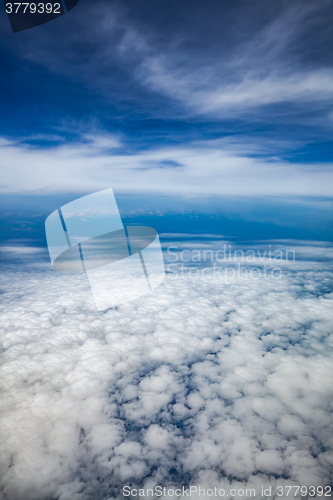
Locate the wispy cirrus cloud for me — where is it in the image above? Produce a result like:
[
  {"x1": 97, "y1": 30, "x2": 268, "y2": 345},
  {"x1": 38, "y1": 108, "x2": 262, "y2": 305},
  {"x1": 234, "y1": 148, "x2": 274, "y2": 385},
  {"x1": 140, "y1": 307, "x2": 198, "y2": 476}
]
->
[
  {"x1": 141, "y1": 64, "x2": 333, "y2": 115},
  {"x1": 135, "y1": 1, "x2": 333, "y2": 119},
  {"x1": 2, "y1": 0, "x2": 333, "y2": 128}
]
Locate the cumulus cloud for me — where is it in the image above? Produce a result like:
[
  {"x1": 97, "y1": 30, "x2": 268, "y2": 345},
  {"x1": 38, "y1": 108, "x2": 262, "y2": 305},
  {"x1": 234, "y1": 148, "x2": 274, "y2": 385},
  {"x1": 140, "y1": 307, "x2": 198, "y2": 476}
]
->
[
  {"x1": 0, "y1": 239, "x2": 332, "y2": 500},
  {"x1": 1, "y1": 134, "x2": 333, "y2": 196}
]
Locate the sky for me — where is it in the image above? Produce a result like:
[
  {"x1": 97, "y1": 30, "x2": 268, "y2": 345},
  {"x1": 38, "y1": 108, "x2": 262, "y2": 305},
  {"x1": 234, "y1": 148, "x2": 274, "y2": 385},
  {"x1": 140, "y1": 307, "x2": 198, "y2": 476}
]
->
[
  {"x1": 0, "y1": 0, "x2": 333, "y2": 190},
  {"x1": 1, "y1": 0, "x2": 333, "y2": 239},
  {"x1": 1, "y1": 1, "x2": 333, "y2": 499}
]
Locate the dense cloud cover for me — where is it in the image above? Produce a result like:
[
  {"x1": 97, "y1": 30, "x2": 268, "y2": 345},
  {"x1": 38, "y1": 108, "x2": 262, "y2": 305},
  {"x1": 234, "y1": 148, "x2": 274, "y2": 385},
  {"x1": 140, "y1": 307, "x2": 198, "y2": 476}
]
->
[{"x1": 1, "y1": 241, "x2": 332, "y2": 500}]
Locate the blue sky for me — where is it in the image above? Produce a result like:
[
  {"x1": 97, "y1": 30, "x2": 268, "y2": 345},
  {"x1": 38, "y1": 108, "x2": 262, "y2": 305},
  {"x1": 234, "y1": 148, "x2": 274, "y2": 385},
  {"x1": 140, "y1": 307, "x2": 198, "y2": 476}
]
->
[{"x1": 0, "y1": 0, "x2": 333, "y2": 240}]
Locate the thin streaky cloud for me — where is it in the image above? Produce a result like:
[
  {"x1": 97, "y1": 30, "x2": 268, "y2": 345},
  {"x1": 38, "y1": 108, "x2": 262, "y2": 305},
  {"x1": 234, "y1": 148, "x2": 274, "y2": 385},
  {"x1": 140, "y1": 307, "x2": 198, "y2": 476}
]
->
[
  {"x1": 1, "y1": 134, "x2": 333, "y2": 197},
  {"x1": 2, "y1": 0, "x2": 332, "y2": 127}
]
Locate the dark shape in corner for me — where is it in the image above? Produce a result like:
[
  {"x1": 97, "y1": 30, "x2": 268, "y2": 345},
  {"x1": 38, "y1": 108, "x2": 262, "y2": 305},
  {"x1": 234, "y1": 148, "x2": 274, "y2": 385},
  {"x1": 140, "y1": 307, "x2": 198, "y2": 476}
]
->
[
  {"x1": 63, "y1": 0, "x2": 79, "y2": 12},
  {"x1": 3, "y1": 0, "x2": 79, "y2": 33}
]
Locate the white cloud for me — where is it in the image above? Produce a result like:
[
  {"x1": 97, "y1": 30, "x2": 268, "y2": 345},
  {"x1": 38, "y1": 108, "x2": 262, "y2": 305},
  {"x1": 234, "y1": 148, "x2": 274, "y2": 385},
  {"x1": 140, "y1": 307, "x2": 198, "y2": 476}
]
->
[
  {"x1": 140, "y1": 56, "x2": 333, "y2": 116},
  {"x1": 135, "y1": 2, "x2": 333, "y2": 118},
  {"x1": 0, "y1": 241, "x2": 332, "y2": 499},
  {"x1": 1, "y1": 134, "x2": 333, "y2": 196},
  {"x1": 6, "y1": 0, "x2": 333, "y2": 125}
]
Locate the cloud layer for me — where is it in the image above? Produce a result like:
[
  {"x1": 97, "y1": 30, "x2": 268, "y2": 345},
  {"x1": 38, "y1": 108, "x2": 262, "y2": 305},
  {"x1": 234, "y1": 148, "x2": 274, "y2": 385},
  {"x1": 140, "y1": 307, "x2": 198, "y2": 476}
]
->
[
  {"x1": 1, "y1": 135, "x2": 333, "y2": 196},
  {"x1": 1, "y1": 241, "x2": 332, "y2": 499}
]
